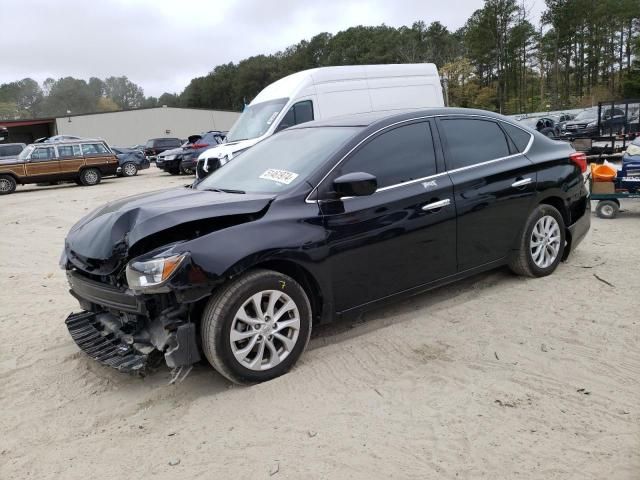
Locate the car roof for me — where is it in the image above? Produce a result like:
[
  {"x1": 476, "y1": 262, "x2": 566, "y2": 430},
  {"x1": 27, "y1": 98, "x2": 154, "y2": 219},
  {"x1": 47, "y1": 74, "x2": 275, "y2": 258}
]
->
[
  {"x1": 291, "y1": 108, "x2": 519, "y2": 130},
  {"x1": 27, "y1": 139, "x2": 105, "y2": 147}
]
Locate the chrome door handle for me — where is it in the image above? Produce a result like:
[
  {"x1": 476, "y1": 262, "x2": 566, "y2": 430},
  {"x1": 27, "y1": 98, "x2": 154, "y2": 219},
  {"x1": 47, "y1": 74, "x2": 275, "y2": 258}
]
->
[
  {"x1": 511, "y1": 177, "x2": 532, "y2": 188},
  {"x1": 422, "y1": 198, "x2": 450, "y2": 211}
]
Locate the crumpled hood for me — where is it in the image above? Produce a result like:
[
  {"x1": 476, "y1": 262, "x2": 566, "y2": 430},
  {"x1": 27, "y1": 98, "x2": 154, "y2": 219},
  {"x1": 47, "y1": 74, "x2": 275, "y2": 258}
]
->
[{"x1": 65, "y1": 187, "x2": 274, "y2": 264}]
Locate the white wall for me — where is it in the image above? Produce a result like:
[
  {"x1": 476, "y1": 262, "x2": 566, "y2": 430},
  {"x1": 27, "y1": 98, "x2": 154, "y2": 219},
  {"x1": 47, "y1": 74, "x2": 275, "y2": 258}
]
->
[{"x1": 56, "y1": 107, "x2": 240, "y2": 146}]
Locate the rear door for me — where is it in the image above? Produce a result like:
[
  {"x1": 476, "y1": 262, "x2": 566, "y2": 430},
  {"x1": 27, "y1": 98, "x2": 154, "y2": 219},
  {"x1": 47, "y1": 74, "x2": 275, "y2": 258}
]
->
[
  {"x1": 436, "y1": 116, "x2": 537, "y2": 271},
  {"x1": 81, "y1": 142, "x2": 115, "y2": 170},
  {"x1": 57, "y1": 144, "x2": 85, "y2": 178},
  {"x1": 25, "y1": 145, "x2": 59, "y2": 178},
  {"x1": 320, "y1": 120, "x2": 457, "y2": 311}
]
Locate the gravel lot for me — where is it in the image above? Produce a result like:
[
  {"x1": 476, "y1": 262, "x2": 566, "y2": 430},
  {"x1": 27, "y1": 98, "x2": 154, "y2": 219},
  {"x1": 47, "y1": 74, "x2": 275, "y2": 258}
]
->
[{"x1": 1, "y1": 167, "x2": 639, "y2": 479}]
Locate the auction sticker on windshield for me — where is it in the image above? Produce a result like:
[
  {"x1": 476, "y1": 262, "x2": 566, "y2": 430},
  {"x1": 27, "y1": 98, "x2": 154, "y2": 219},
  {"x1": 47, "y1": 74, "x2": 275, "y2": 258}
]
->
[{"x1": 259, "y1": 168, "x2": 299, "y2": 185}]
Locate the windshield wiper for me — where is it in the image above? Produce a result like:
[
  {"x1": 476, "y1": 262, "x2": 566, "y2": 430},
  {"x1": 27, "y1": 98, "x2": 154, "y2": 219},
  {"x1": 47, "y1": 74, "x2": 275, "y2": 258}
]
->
[{"x1": 205, "y1": 188, "x2": 246, "y2": 194}]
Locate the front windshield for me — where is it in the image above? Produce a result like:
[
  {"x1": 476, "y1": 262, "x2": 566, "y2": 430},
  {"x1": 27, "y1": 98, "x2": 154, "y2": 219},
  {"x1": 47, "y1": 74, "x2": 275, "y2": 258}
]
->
[
  {"x1": 197, "y1": 126, "x2": 360, "y2": 194},
  {"x1": 18, "y1": 145, "x2": 34, "y2": 160},
  {"x1": 574, "y1": 109, "x2": 596, "y2": 120},
  {"x1": 226, "y1": 98, "x2": 289, "y2": 142}
]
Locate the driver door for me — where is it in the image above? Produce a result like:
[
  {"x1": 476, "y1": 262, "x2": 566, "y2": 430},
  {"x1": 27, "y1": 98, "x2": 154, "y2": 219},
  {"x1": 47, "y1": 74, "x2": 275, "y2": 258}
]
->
[{"x1": 319, "y1": 120, "x2": 457, "y2": 312}]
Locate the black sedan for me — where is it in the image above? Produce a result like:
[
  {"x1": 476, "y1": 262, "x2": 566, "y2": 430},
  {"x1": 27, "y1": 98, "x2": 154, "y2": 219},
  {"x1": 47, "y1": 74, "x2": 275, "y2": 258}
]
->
[
  {"x1": 61, "y1": 108, "x2": 590, "y2": 384},
  {"x1": 111, "y1": 147, "x2": 151, "y2": 177}
]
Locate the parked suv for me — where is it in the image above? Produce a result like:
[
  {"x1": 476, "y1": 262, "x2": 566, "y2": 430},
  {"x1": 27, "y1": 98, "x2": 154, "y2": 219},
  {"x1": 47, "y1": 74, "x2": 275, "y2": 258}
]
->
[
  {"x1": 61, "y1": 108, "x2": 590, "y2": 384},
  {"x1": 0, "y1": 143, "x2": 26, "y2": 160},
  {"x1": 144, "y1": 138, "x2": 182, "y2": 161},
  {"x1": 0, "y1": 140, "x2": 118, "y2": 195}
]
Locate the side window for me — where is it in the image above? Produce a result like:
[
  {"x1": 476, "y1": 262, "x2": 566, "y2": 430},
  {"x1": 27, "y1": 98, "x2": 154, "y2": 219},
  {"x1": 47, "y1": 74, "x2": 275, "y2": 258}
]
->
[
  {"x1": 276, "y1": 100, "x2": 314, "y2": 132},
  {"x1": 30, "y1": 147, "x2": 56, "y2": 161},
  {"x1": 82, "y1": 143, "x2": 108, "y2": 155},
  {"x1": 500, "y1": 122, "x2": 532, "y2": 153},
  {"x1": 336, "y1": 122, "x2": 437, "y2": 189},
  {"x1": 440, "y1": 118, "x2": 510, "y2": 170},
  {"x1": 82, "y1": 144, "x2": 97, "y2": 155},
  {"x1": 58, "y1": 145, "x2": 83, "y2": 157}
]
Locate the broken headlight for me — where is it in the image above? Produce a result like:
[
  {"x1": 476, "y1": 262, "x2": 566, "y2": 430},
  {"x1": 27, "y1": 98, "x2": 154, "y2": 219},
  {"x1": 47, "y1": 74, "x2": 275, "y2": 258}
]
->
[{"x1": 126, "y1": 253, "x2": 187, "y2": 291}]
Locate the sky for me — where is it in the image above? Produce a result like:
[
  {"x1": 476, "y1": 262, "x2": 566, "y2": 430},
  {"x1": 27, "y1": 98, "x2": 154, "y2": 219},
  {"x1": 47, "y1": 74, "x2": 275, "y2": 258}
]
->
[{"x1": 0, "y1": 0, "x2": 544, "y2": 97}]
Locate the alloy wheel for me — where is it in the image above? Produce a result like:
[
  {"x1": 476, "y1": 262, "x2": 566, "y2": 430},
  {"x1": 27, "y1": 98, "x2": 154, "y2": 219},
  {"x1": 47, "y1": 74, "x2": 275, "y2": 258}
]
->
[
  {"x1": 229, "y1": 290, "x2": 301, "y2": 371},
  {"x1": 530, "y1": 215, "x2": 561, "y2": 268},
  {"x1": 123, "y1": 163, "x2": 137, "y2": 176}
]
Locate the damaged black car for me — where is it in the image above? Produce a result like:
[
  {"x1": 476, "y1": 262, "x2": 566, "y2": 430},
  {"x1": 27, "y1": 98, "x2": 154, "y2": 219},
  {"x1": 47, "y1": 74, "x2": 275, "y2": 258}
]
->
[{"x1": 61, "y1": 108, "x2": 590, "y2": 384}]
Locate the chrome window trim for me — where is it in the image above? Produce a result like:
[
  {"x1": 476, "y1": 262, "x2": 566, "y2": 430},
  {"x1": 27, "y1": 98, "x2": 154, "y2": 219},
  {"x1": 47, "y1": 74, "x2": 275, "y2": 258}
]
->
[{"x1": 306, "y1": 114, "x2": 535, "y2": 204}]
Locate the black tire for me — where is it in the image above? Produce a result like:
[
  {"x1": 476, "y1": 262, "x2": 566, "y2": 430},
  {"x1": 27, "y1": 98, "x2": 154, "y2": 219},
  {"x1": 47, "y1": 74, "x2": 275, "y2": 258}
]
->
[
  {"x1": 595, "y1": 200, "x2": 619, "y2": 219},
  {"x1": 0, "y1": 175, "x2": 16, "y2": 195},
  {"x1": 79, "y1": 168, "x2": 101, "y2": 186},
  {"x1": 508, "y1": 204, "x2": 566, "y2": 278},
  {"x1": 180, "y1": 164, "x2": 194, "y2": 175},
  {"x1": 201, "y1": 269, "x2": 312, "y2": 385},
  {"x1": 540, "y1": 127, "x2": 555, "y2": 138},
  {"x1": 121, "y1": 162, "x2": 138, "y2": 177},
  {"x1": 74, "y1": 178, "x2": 82, "y2": 186}
]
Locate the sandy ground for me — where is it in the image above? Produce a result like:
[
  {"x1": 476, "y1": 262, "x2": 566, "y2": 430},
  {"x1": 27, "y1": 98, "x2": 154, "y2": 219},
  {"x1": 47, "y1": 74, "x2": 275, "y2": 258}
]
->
[{"x1": 1, "y1": 167, "x2": 639, "y2": 479}]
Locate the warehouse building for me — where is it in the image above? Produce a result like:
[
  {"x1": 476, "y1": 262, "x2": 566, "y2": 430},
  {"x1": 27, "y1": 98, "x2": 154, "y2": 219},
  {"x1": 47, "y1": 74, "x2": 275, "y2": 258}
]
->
[{"x1": 0, "y1": 106, "x2": 240, "y2": 146}]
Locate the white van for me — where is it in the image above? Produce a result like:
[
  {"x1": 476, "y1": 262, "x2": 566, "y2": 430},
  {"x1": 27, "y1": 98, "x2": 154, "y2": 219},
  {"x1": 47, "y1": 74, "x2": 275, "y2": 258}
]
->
[{"x1": 195, "y1": 63, "x2": 444, "y2": 180}]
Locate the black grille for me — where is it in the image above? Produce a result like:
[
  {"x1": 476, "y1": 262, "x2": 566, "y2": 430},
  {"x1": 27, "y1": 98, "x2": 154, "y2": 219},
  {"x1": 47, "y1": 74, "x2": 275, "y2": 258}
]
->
[{"x1": 65, "y1": 311, "x2": 149, "y2": 374}]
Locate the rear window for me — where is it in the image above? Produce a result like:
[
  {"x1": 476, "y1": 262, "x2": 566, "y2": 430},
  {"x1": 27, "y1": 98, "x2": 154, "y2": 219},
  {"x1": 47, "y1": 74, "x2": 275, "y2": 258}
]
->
[
  {"x1": 500, "y1": 122, "x2": 532, "y2": 153},
  {"x1": 156, "y1": 138, "x2": 180, "y2": 147},
  {"x1": 440, "y1": 118, "x2": 510, "y2": 170},
  {"x1": 0, "y1": 144, "x2": 23, "y2": 156}
]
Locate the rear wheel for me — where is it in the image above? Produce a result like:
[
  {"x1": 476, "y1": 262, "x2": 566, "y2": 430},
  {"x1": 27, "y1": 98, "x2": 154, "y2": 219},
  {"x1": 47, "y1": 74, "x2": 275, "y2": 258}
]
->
[
  {"x1": 79, "y1": 168, "x2": 101, "y2": 186},
  {"x1": 595, "y1": 200, "x2": 619, "y2": 219},
  {"x1": 122, "y1": 162, "x2": 138, "y2": 177},
  {"x1": 201, "y1": 269, "x2": 312, "y2": 384},
  {"x1": 0, "y1": 175, "x2": 16, "y2": 195},
  {"x1": 508, "y1": 204, "x2": 565, "y2": 278}
]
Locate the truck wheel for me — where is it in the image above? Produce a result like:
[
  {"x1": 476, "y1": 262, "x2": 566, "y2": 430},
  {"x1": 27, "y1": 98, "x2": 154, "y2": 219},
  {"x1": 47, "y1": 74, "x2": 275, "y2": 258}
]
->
[
  {"x1": 122, "y1": 162, "x2": 138, "y2": 177},
  {"x1": 595, "y1": 200, "x2": 619, "y2": 219},
  {"x1": 0, "y1": 175, "x2": 16, "y2": 195},
  {"x1": 201, "y1": 269, "x2": 312, "y2": 385},
  {"x1": 508, "y1": 204, "x2": 566, "y2": 278},
  {"x1": 79, "y1": 168, "x2": 101, "y2": 186}
]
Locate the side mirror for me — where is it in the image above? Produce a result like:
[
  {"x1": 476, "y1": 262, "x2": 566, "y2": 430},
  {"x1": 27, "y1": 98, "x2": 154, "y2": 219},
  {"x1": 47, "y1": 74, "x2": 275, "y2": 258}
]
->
[{"x1": 333, "y1": 172, "x2": 377, "y2": 198}]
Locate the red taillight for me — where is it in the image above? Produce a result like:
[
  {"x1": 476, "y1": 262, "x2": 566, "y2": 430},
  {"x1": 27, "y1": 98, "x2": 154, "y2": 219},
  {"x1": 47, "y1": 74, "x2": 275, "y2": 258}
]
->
[
  {"x1": 191, "y1": 143, "x2": 209, "y2": 149},
  {"x1": 570, "y1": 152, "x2": 587, "y2": 173}
]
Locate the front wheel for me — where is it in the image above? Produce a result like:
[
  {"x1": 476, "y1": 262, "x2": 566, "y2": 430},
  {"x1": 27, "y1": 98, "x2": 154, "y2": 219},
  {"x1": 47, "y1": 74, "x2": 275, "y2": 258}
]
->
[
  {"x1": 508, "y1": 204, "x2": 566, "y2": 277},
  {"x1": 201, "y1": 269, "x2": 312, "y2": 384},
  {"x1": 79, "y1": 168, "x2": 101, "y2": 186},
  {"x1": 0, "y1": 175, "x2": 16, "y2": 195}
]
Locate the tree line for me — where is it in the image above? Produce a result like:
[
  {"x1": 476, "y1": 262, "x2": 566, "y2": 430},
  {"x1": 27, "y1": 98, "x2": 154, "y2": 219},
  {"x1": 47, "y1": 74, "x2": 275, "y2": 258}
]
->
[{"x1": 1, "y1": 0, "x2": 638, "y2": 120}]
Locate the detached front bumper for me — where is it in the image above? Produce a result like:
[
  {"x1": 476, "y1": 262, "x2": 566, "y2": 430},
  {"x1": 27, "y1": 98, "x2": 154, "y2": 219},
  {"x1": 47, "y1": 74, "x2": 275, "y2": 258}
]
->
[{"x1": 65, "y1": 270, "x2": 201, "y2": 374}]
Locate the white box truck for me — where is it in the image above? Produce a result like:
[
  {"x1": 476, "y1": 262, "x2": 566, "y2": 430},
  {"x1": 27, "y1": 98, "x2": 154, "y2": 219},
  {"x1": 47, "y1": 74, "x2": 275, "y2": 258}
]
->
[{"x1": 196, "y1": 63, "x2": 444, "y2": 180}]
